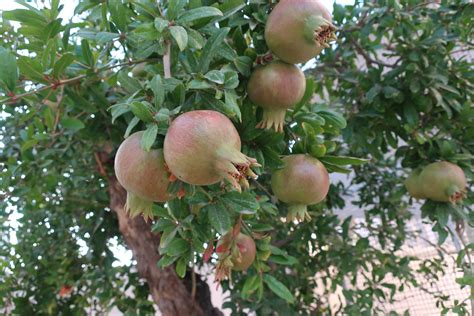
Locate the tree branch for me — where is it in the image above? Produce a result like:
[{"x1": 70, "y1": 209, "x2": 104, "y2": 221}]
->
[
  {"x1": 0, "y1": 58, "x2": 160, "y2": 105},
  {"x1": 163, "y1": 40, "x2": 172, "y2": 79}
]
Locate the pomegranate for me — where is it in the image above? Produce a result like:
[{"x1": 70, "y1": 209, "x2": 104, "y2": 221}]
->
[
  {"x1": 163, "y1": 110, "x2": 259, "y2": 192},
  {"x1": 216, "y1": 232, "x2": 256, "y2": 271},
  {"x1": 419, "y1": 161, "x2": 467, "y2": 203},
  {"x1": 271, "y1": 154, "x2": 329, "y2": 222},
  {"x1": 265, "y1": 0, "x2": 336, "y2": 64},
  {"x1": 404, "y1": 168, "x2": 426, "y2": 199},
  {"x1": 247, "y1": 61, "x2": 306, "y2": 132},
  {"x1": 114, "y1": 131, "x2": 171, "y2": 220}
]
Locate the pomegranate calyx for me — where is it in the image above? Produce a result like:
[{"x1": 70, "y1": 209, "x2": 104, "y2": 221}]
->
[
  {"x1": 287, "y1": 204, "x2": 311, "y2": 223},
  {"x1": 304, "y1": 15, "x2": 336, "y2": 47},
  {"x1": 124, "y1": 192, "x2": 154, "y2": 222},
  {"x1": 256, "y1": 109, "x2": 287, "y2": 133},
  {"x1": 215, "y1": 147, "x2": 260, "y2": 192}
]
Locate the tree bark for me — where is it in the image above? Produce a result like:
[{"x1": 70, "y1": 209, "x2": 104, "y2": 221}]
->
[{"x1": 108, "y1": 174, "x2": 222, "y2": 316}]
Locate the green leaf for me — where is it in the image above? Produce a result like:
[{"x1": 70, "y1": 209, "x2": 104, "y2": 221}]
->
[
  {"x1": 366, "y1": 84, "x2": 381, "y2": 103},
  {"x1": 95, "y1": 32, "x2": 120, "y2": 43},
  {"x1": 204, "y1": 70, "x2": 225, "y2": 84},
  {"x1": 124, "y1": 117, "x2": 140, "y2": 138},
  {"x1": 175, "y1": 258, "x2": 187, "y2": 278},
  {"x1": 81, "y1": 39, "x2": 94, "y2": 66},
  {"x1": 130, "y1": 101, "x2": 154, "y2": 123},
  {"x1": 150, "y1": 75, "x2": 165, "y2": 107},
  {"x1": 199, "y1": 28, "x2": 230, "y2": 73},
  {"x1": 52, "y1": 53, "x2": 74, "y2": 77},
  {"x1": 269, "y1": 255, "x2": 298, "y2": 266},
  {"x1": 169, "y1": 26, "x2": 188, "y2": 51},
  {"x1": 319, "y1": 156, "x2": 369, "y2": 166},
  {"x1": 233, "y1": 56, "x2": 252, "y2": 76},
  {"x1": 263, "y1": 275, "x2": 295, "y2": 303},
  {"x1": 186, "y1": 28, "x2": 205, "y2": 49},
  {"x1": 167, "y1": 0, "x2": 187, "y2": 20},
  {"x1": 157, "y1": 255, "x2": 179, "y2": 268},
  {"x1": 160, "y1": 226, "x2": 178, "y2": 249},
  {"x1": 108, "y1": 0, "x2": 128, "y2": 31},
  {"x1": 17, "y1": 56, "x2": 45, "y2": 83},
  {"x1": 110, "y1": 103, "x2": 130, "y2": 123},
  {"x1": 224, "y1": 90, "x2": 242, "y2": 121},
  {"x1": 177, "y1": 7, "x2": 223, "y2": 24},
  {"x1": 241, "y1": 275, "x2": 260, "y2": 298},
  {"x1": 141, "y1": 124, "x2": 158, "y2": 151},
  {"x1": 293, "y1": 78, "x2": 315, "y2": 115},
  {"x1": 205, "y1": 202, "x2": 231, "y2": 235},
  {"x1": 167, "y1": 238, "x2": 190, "y2": 257},
  {"x1": 60, "y1": 118, "x2": 85, "y2": 131},
  {"x1": 317, "y1": 110, "x2": 347, "y2": 129},
  {"x1": 154, "y1": 17, "x2": 168, "y2": 32},
  {"x1": 0, "y1": 47, "x2": 19, "y2": 91},
  {"x1": 221, "y1": 191, "x2": 259, "y2": 214}
]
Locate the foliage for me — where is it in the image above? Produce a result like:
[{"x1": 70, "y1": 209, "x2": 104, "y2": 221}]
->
[{"x1": 0, "y1": 0, "x2": 472, "y2": 315}]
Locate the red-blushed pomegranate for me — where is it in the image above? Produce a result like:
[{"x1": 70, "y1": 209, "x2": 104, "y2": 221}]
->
[
  {"x1": 419, "y1": 161, "x2": 467, "y2": 203},
  {"x1": 265, "y1": 0, "x2": 336, "y2": 64},
  {"x1": 247, "y1": 61, "x2": 306, "y2": 132},
  {"x1": 163, "y1": 110, "x2": 260, "y2": 192},
  {"x1": 271, "y1": 154, "x2": 329, "y2": 222},
  {"x1": 114, "y1": 131, "x2": 171, "y2": 220},
  {"x1": 404, "y1": 168, "x2": 426, "y2": 199},
  {"x1": 215, "y1": 232, "x2": 256, "y2": 281}
]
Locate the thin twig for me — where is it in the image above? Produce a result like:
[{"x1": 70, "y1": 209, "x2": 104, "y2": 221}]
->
[
  {"x1": 163, "y1": 40, "x2": 172, "y2": 79},
  {"x1": 191, "y1": 265, "x2": 197, "y2": 299}
]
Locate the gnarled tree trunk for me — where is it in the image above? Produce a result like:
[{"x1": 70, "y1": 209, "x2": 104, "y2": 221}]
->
[{"x1": 107, "y1": 174, "x2": 222, "y2": 316}]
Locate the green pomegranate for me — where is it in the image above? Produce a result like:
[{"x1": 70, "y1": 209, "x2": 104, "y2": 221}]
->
[
  {"x1": 271, "y1": 154, "x2": 330, "y2": 222},
  {"x1": 216, "y1": 232, "x2": 256, "y2": 271},
  {"x1": 265, "y1": 0, "x2": 336, "y2": 64},
  {"x1": 419, "y1": 161, "x2": 467, "y2": 203},
  {"x1": 247, "y1": 61, "x2": 306, "y2": 132},
  {"x1": 404, "y1": 168, "x2": 426, "y2": 199},
  {"x1": 114, "y1": 132, "x2": 171, "y2": 220},
  {"x1": 163, "y1": 110, "x2": 260, "y2": 192}
]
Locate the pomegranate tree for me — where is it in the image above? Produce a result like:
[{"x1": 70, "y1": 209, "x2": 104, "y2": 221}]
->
[
  {"x1": 114, "y1": 132, "x2": 171, "y2": 220},
  {"x1": 271, "y1": 154, "x2": 330, "y2": 222},
  {"x1": 419, "y1": 161, "x2": 467, "y2": 203},
  {"x1": 163, "y1": 110, "x2": 260, "y2": 192},
  {"x1": 247, "y1": 61, "x2": 306, "y2": 132},
  {"x1": 265, "y1": 0, "x2": 336, "y2": 64}
]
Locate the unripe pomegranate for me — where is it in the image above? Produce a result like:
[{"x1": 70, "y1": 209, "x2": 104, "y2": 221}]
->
[
  {"x1": 163, "y1": 110, "x2": 259, "y2": 192},
  {"x1": 419, "y1": 161, "x2": 467, "y2": 203},
  {"x1": 265, "y1": 0, "x2": 336, "y2": 64},
  {"x1": 271, "y1": 155, "x2": 329, "y2": 222},
  {"x1": 216, "y1": 232, "x2": 256, "y2": 271},
  {"x1": 404, "y1": 168, "x2": 426, "y2": 199},
  {"x1": 114, "y1": 131, "x2": 171, "y2": 220},
  {"x1": 247, "y1": 61, "x2": 306, "y2": 132}
]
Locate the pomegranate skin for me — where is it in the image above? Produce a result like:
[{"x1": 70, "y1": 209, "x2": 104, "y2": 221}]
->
[
  {"x1": 114, "y1": 131, "x2": 171, "y2": 219},
  {"x1": 265, "y1": 0, "x2": 336, "y2": 64},
  {"x1": 115, "y1": 132, "x2": 170, "y2": 202},
  {"x1": 419, "y1": 161, "x2": 467, "y2": 203},
  {"x1": 404, "y1": 168, "x2": 426, "y2": 199},
  {"x1": 247, "y1": 61, "x2": 306, "y2": 132},
  {"x1": 271, "y1": 155, "x2": 329, "y2": 221},
  {"x1": 163, "y1": 110, "x2": 259, "y2": 191},
  {"x1": 217, "y1": 233, "x2": 256, "y2": 271}
]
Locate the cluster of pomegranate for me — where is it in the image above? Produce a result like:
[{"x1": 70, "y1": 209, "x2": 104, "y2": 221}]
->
[
  {"x1": 248, "y1": 0, "x2": 336, "y2": 132},
  {"x1": 114, "y1": 0, "x2": 335, "y2": 275},
  {"x1": 405, "y1": 161, "x2": 467, "y2": 204}
]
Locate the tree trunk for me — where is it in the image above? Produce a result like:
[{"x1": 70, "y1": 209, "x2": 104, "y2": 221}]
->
[{"x1": 108, "y1": 174, "x2": 222, "y2": 316}]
